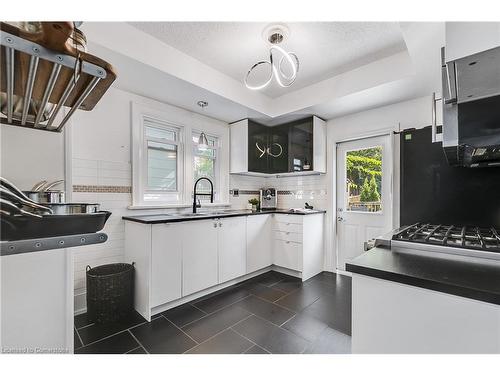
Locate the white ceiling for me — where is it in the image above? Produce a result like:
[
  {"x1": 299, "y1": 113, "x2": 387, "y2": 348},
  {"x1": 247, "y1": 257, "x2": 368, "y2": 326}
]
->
[
  {"x1": 82, "y1": 22, "x2": 444, "y2": 124},
  {"x1": 128, "y1": 22, "x2": 407, "y2": 98}
]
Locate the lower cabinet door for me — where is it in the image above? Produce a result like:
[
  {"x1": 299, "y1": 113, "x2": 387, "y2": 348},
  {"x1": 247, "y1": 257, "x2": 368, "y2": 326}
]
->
[
  {"x1": 246, "y1": 215, "x2": 272, "y2": 273},
  {"x1": 218, "y1": 217, "x2": 247, "y2": 283},
  {"x1": 151, "y1": 224, "x2": 182, "y2": 307},
  {"x1": 273, "y1": 239, "x2": 302, "y2": 271},
  {"x1": 182, "y1": 220, "x2": 219, "y2": 296}
]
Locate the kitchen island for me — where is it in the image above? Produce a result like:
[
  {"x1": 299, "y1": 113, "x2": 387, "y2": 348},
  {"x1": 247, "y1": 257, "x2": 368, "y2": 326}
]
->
[{"x1": 346, "y1": 246, "x2": 500, "y2": 353}]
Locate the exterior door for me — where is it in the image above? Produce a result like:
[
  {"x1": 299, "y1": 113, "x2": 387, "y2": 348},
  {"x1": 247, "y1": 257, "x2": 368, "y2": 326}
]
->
[{"x1": 336, "y1": 135, "x2": 392, "y2": 271}]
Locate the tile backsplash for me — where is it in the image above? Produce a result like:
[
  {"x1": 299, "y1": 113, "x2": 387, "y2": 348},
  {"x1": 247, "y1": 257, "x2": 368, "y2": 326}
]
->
[{"x1": 229, "y1": 174, "x2": 328, "y2": 211}]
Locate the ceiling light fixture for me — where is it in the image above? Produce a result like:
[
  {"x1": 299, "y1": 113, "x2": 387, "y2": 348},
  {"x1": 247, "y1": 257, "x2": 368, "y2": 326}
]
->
[
  {"x1": 244, "y1": 25, "x2": 299, "y2": 91},
  {"x1": 197, "y1": 101, "x2": 209, "y2": 150}
]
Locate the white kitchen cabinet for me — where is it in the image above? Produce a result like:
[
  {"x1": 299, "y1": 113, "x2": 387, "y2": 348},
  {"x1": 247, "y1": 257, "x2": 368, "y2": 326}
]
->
[
  {"x1": 272, "y1": 213, "x2": 325, "y2": 281},
  {"x1": 218, "y1": 216, "x2": 247, "y2": 283},
  {"x1": 352, "y1": 274, "x2": 500, "y2": 353},
  {"x1": 246, "y1": 214, "x2": 272, "y2": 273},
  {"x1": 446, "y1": 22, "x2": 500, "y2": 62},
  {"x1": 230, "y1": 116, "x2": 326, "y2": 176},
  {"x1": 125, "y1": 212, "x2": 325, "y2": 321},
  {"x1": 274, "y1": 239, "x2": 302, "y2": 271},
  {"x1": 1, "y1": 248, "x2": 74, "y2": 353},
  {"x1": 182, "y1": 219, "x2": 219, "y2": 296},
  {"x1": 151, "y1": 224, "x2": 182, "y2": 307}
]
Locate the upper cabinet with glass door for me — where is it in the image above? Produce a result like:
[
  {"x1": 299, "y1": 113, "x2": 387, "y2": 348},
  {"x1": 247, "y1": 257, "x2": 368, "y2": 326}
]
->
[{"x1": 230, "y1": 116, "x2": 326, "y2": 176}]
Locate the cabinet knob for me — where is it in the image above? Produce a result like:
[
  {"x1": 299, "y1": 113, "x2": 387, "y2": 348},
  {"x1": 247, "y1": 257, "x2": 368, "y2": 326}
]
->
[
  {"x1": 219, "y1": 222, "x2": 222, "y2": 227},
  {"x1": 213, "y1": 222, "x2": 217, "y2": 228}
]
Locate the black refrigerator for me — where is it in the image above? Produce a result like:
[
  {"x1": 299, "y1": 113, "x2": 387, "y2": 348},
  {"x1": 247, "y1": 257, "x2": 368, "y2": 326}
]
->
[{"x1": 400, "y1": 126, "x2": 500, "y2": 228}]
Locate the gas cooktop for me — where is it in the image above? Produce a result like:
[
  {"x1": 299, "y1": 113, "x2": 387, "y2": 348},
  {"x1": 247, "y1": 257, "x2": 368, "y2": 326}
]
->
[{"x1": 392, "y1": 223, "x2": 500, "y2": 253}]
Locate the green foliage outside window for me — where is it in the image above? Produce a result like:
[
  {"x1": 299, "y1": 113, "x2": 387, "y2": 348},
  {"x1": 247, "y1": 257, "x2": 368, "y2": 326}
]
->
[{"x1": 347, "y1": 147, "x2": 382, "y2": 202}]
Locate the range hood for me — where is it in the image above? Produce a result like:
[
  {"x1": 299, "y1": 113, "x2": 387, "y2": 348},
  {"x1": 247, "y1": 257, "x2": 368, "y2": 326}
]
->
[{"x1": 441, "y1": 46, "x2": 500, "y2": 167}]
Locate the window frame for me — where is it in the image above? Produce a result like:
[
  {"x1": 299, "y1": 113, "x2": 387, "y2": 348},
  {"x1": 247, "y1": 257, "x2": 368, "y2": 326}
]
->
[
  {"x1": 132, "y1": 104, "x2": 186, "y2": 207},
  {"x1": 143, "y1": 120, "x2": 182, "y2": 194},
  {"x1": 131, "y1": 101, "x2": 229, "y2": 209}
]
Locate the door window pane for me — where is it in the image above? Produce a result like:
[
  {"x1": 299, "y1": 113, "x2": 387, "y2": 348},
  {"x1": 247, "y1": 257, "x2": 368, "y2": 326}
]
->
[
  {"x1": 346, "y1": 146, "x2": 382, "y2": 212},
  {"x1": 147, "y1": 141, "x2": 177, "y2": 190}
]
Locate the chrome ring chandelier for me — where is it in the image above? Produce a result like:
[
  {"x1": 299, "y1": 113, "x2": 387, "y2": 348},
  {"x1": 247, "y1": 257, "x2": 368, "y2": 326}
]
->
[{"x1": 244, "y1": 25, "x2": 300, "y2": 90}]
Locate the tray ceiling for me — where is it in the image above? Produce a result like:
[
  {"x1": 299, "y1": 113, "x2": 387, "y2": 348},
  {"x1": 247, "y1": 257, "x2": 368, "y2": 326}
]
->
[{"x1": 129, "y1": 22, "x2": 407, "y2": 98}]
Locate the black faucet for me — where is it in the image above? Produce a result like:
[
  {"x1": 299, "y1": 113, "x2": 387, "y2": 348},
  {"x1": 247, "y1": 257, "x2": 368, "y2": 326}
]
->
[{"x1": 193, "y1": 177, "x2": 214, "y2": 213}]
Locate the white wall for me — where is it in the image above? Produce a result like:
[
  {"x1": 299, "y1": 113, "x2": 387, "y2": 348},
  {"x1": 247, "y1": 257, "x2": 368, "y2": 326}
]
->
[
  {"x1": 325, "y1": 94, "x2": 437, "y2": 271},
  {"x1": 0, "y1": 125, "x2": 66, "y2": 191}
]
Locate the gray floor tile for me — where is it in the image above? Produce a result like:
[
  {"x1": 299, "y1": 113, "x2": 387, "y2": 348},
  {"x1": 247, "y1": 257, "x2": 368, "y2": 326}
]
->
[
  {"x1": 77, "y1": 311, "x2": 146, "y2": 345},
  {"x1": 282, "y1": 313, "x2": 328, "y2": 342},
  {"x1": 185, "y1": 329, "x2": 253, "y2": 354},
  {"x1": 75, "y1": 331, "x2": 138, "y2": 354},
  {"x1": 130, "y1": 317, "x2": 197, "y2": 354},
  {"x1": 246, "y1": 283, "x2": 287, "y2": 302},
  {"x1": 305, "y1": 327, "x2": 352, "y2": 354},
  {"x1": 235, "y1": 295, "x2": 295, "y2": 325},
  {"x1": 74, "y1": 329, "x2": 83, "y2": 350},
  {"x1": 182, "y1": 304, "x2": 251, "y2": 343},
  {"x1": 193, "y1": 287, "x2": 250, "y2": 314},
  {"x1": 233, "y1": 315, "x2": 308, "y2": 354},
  {"x1": 254, "y1": 271, "x2": 286, "y2": 287},
  {"x1": 127, "y1": 347, "x2": 147, "y2": 354},
  {"x1": 302, "y1": 293, "x2": 352, "y2": 336},
  {"x1": 244, "y1": 345, "x2": 270, "y2": 354},
  {"x1": 162, "y1": 304, "x2": 207, "y2": 327},
  {"x1": 273, "y1": 278, "x2": 303, "y2": 293},
  {"x1": 275, "y1": 287, "x2": 321, "y2": 312}
]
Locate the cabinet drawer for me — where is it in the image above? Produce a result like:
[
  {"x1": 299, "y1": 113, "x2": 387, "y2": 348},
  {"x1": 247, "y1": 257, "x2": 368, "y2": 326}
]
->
[
  {"x1": 274, "y1": 230, "x2": 302, "y2": 243},
  {"x1": 273, "y1": 221, "x2": 303, "y2": 233},
  {"x1": 274, "y1": 214, "x2": 303, "y2": 224},
  {"x1": 273, "y1": 239, "x2": 302, "y2": 271}
]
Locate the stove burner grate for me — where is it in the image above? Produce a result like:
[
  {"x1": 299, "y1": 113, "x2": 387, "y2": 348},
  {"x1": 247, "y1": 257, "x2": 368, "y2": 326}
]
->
[{"x1": 393, "y1": 223, "x2": 500, "y2": 253}]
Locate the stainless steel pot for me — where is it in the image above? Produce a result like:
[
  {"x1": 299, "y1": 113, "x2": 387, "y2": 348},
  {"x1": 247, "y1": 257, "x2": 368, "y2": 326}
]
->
[
  {"x1": 45, "y1": 203, "x2": 100, "y2": 215},
  {"x1": 23, "y1": 190, "x2": 66, "y2": 203}
]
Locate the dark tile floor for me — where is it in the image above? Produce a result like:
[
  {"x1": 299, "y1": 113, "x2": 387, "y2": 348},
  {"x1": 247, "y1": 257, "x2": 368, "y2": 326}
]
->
[{"x1": 74, "y1": 271, "x2": 352, "y2": 354}]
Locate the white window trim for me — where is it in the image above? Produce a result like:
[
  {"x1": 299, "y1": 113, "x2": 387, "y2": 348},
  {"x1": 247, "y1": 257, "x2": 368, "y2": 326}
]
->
[
  {"x1": 131, "y1": 101, "x2": 230, "y2": 209},
  {"x1": 132, "y1": 103, "x2": 187, "y2": 207}
]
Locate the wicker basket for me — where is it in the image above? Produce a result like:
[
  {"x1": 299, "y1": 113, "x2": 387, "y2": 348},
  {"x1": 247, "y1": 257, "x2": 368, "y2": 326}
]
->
[{"x1": 86, "y1": 263, "x2": 135, "y2": 324}]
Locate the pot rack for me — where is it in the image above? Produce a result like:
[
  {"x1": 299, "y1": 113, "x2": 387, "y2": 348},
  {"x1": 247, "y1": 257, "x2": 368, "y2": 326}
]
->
[
  {"x1": 0, "y1": 22, "x2": 117, "y2": 132},
  {"x1": 1, "y1": 232, "x2": 108, "y2": 256}
]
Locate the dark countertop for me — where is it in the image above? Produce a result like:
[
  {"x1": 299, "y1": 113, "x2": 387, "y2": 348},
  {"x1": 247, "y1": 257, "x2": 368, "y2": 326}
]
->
[
  {"x1": 122, "y1": 209, "x2": 326, "y2": 224},
  {"x1": 346, "y1": 247, "x2": 500, "y2": 305}
]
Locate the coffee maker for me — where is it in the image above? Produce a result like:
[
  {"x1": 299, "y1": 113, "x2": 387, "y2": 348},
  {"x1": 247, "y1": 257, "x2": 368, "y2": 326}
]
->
[{"x1": 259, "y1": 188, "x2": 277, "y2": 210}]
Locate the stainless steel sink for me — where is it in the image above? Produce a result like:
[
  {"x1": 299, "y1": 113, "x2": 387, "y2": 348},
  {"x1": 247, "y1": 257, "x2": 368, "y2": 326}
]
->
[{"x1": 175, "y1": 212, "x2": 210, "y2": 217}]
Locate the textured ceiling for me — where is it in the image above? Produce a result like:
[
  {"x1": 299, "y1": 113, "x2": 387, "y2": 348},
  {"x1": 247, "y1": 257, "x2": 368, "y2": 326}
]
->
[{"x1": 128, "y1": 22, "x2": 407, "y2": 98}]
